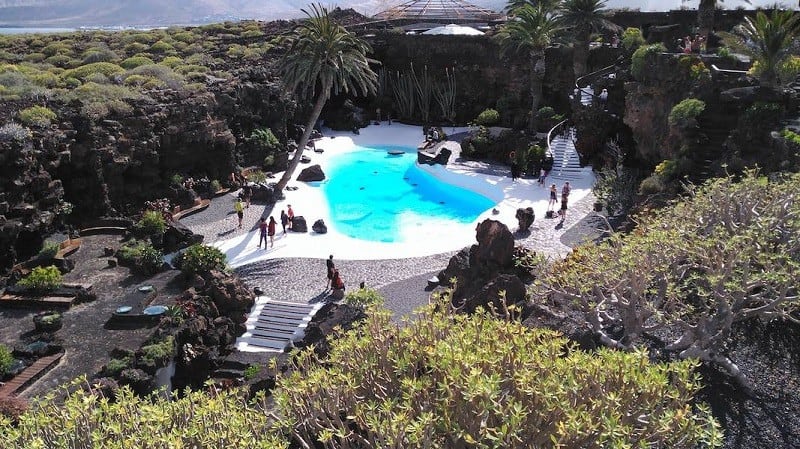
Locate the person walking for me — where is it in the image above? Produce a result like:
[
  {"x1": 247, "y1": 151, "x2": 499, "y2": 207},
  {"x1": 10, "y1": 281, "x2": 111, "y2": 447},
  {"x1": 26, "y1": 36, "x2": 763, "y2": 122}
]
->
[
  {"x1": 509, "y1": 150, "x2": 518, "y2": 181},
  {"x1": 325, "y1": 255, "x2": 335, "y2": 290},
  {"x1": 267, "y1": 216, "x2": 276, "y2": 248},
  {"x1": 548, "y1": 184, "x2": 558, "y2": 212},
  {"x1": 560, "y1": 181, "x2": 571, "y2": 223},
  {"x1": 234, "y1": 198, "x2": 244, "y2": 229},
  {"x1": 258, "y1": 217, "x2": 268, "y2": 248},
  {"x1": 280, "y1": 210, "x2": 289, "y2": 234},
  {"x1": 287, "y1": 204, "x2": 295, "y2": 230}
]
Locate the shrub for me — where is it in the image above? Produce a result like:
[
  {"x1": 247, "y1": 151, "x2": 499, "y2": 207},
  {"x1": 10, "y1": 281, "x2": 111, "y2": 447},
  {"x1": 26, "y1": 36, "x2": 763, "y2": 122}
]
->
[
  {"x1": 120, "y1": 55, "x2": 154, "y2": 69},
  {"x1": 475, "y1": 108, "x2": 500, "y2": 126},
  {"x1": 171, "y1": 31, "x2": 195, "y2": 44},
  {"x1": 0, "y1": 379, "x2": 288, "y2": 447},
  {"x1": 781, "y1": 127, "x2": 800, "y2": 146},
  {"x1": 631, "y1": 43, "x2": 666, "y2": 81},
  {"x1": 124, "y1": 42, "x2": 149, "y2": 54},
  {"x1": 18, "y1": 106, "x2": 56, "y2": 127},
  {"x1": 61, "y1": 82, "x2": 142, "y2": 104},
  {"x1": 639, "y1": 173, "x2": 666, "y2": 195},
  {"x1": 243, "y1": 364, "x2": 261, "y2": 380},
  {"x1": 250, "y1": 127, "x2": 279, "y2": 150},
  {"x1": 117, "y1": 240, "x2": 163, "y2": 276},
  {"x1": 44, "y1": 54, "x2": 73, "y2": 68},
  {"x1": 81, "y1": 49, "x2": 118, "y2": 65},
  {"x1": 150, "y1": 40, "x2": 175, "y2": 53},
  {"x1": 668, "y1": 98, "x2": 705, "y2": 127},
  {"x1": 159, "y1": 56, "x2": 183, "y2": 68},
  {"x1": 135, "y1": 210, "x2": 167, "y2": 236},
  {"x1": 621, "y1": 27, "x2": 645, "y2": 52},
  {"x1": 174, "y1": 64, "x2": 209, "y2": 75},
  {"x1": 0, "y1": 122, "x2": 31, "y2": 142},
  {"x1": 0, "y1": 344, "x2": 13, "y2": 376},
  {"x1": 104, "y1": 357, "x2": 131, "y2": 376},
  {"x1": 344, "y1": 287, "x2": 384, "y2": 309},
  {"x1": 23, "y1": 53, "x2": 45, "y2": 63},
  {"x1": 177, "y1": 244, "x2": 227, "y2": 275},
  {"x1": 210, "y1": 179, "x2": 223, "y2": 192},
  {"x1": 274, "y1": 302, "x2": 722, "y2": 448},
  {"x1": 777, "y1": 55, "x2": 800, "y2": 85},
  {"x1": 62, "y1": 62, "x2": 124, "y2": 80},
  {"x1": 140, "y1": 336, "x2": 175, "y2": 367},
  {"x1": 716, "y1": 46, "x2": 734, "y2": 60},
  {"x1": 17, "y1": 266, "x2": 63, "y2": 292},
  {"x1": 38, "y1": 241, "x2": 60, "y2": 259},
  {"x1": 124, "y1": 64, "x2": 184, "y2": 89}
]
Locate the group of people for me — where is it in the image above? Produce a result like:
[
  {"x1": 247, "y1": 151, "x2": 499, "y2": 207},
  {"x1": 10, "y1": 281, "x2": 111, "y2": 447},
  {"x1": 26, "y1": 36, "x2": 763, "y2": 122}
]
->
[
  {"x1": 325, "y1": 254, "x2": 346, "y2": 299},
  {"x1": 547, "y1": 181, "x2": 571, "y2": 223},
  {"x1": 256, "y1": 204, "x2": 295, "y2": 249},
  {"x1": 680, "y1": 34, "x2": 705, "y2": 54}
]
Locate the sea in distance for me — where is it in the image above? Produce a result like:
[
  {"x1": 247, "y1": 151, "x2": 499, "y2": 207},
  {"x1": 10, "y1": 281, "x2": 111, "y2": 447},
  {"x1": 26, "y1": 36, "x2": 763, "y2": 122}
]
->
[{"x1": 0, "y1": 26, "x2": 163, "y2": 35}]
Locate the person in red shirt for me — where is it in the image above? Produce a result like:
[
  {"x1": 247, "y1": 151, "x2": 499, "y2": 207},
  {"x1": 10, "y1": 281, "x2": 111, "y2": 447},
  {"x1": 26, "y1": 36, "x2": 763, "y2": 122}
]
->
[
  {"x1": 287, "y1": 204, "x2": 295, "y2": 230},
  {"x1": 267, "y1": 216, "x2": 277, "y2": 248}
]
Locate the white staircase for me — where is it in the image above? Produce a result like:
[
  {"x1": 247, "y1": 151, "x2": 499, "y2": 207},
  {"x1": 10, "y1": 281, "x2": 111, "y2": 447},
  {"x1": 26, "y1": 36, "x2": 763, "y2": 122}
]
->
[
  {"x1": 549, "y1": 127, "x2": 584, "y2": 180},
  {"x1": 580, "y1": 86, "x2": 594, "y2": 106}
]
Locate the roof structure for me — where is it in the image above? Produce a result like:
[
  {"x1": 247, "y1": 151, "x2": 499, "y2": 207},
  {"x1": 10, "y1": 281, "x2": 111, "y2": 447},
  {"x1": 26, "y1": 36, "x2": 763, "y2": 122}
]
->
[{"x1": 373, "y1": 0, "x2": 502, "y2": 22}]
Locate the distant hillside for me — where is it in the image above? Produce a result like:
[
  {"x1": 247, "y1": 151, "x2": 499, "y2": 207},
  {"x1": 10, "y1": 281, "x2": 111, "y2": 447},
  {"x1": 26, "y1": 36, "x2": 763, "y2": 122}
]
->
[{"x1": 0, "y1": 0, "x2": 782, "y2": 27}]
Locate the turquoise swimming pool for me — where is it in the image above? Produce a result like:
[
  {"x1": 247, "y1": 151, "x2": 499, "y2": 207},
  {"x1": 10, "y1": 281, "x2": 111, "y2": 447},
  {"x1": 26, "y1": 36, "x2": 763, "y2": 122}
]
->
[{"x1": 321, "y1": 145, "x2": 495, "y2": 243}]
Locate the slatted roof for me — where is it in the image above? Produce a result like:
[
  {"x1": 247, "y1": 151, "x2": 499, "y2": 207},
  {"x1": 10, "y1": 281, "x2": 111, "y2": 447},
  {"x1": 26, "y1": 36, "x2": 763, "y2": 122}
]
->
[{"x1": 373, "y1": 0, "x2": 502, "y2": 22}]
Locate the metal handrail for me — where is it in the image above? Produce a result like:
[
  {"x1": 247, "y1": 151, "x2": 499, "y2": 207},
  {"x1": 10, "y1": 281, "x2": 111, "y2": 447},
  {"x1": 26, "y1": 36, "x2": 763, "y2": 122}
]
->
[
  {"x1": 546, "y1": 118, "x2": 570, "y2": 160},
  {"x1": 574, "y1": 64, "x2": 617, "y2": 102}
]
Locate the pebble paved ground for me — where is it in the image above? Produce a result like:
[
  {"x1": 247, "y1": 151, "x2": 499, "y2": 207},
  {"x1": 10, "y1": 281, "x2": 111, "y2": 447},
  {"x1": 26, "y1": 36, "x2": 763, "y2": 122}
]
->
[{"x1": 182, "y1": 174, "x2": 599, "y2": 320}]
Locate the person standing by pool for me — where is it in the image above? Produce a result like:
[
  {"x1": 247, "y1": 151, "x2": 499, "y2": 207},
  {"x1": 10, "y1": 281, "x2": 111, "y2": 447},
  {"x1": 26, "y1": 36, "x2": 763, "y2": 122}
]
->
[
  {"x1": 280, "y1": 209, "x2": 289, "y2": 234},
  {"x1": 548, "y1": 184, "x2": 558, "y2": 213},
  {"x1": 258, "y1": 217, "x2": 268, "y2": 248},
  {"x1": 325, "y1": 255, "x2": 335, "y2": 290},
  {"x1": 267, "y1": 216, "x2": 276, "y2": 248},
  {"x1": 560, "y1": 181, "x2": 571, "y2": 223},
  {"x1": 287, "y1": 204, "x2": 295, "y2": 230},
  {"x1": 509, "y1": 150, "x2": 518, "y2": 181},
  {"x1": 234, "y1": 198, "x2": 244, "y2": 229}
]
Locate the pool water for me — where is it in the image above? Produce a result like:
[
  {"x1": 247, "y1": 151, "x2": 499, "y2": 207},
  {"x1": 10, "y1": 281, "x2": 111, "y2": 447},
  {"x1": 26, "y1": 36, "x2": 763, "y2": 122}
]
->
[{"x1": 322, "y1": 145, "x2": 495, "y2": 243}]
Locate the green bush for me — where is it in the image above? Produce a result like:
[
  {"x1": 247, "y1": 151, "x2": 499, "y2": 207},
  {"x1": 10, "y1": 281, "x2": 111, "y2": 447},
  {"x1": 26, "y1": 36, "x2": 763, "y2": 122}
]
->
[
  {"x1": 621, "y1": 27, "x2": 645, "y2": 52},
  {"x1": 38, "y1": 241, "x2": 60, "y2": 259},
  {"x1": 250, "y1": 127, "x2": 279, "y2": 150},
  {"x1": 17, "y1": 266, "x2": 63, "y2": 292},
  {"x1": 18, "y1": 106, "x2": 56, "y2": 127},
  {"x1": 81, "y1": 49, "x2": 118, "y2": 65},
  {"x1": 124, "y1": 42, "x2": 149, "y2": 54},
  {"x1": 475, "y1": 108, "x2": 500, "y2": 126},
  {"x1": 777, "y1": 55, "x2": 800, "y2": 85},
  {"x1": 140, "y1": 336, "x2": 175, "y2": 367},
  {"x1": 210, "y1": 179, "x2": 223, "y2": 192},
  {"x1": 274, "y1": 302, "x2": 722, "y2": 448},
  {"x1": 631, "y1": 43, "x2": 666, "y2": 81},
  {"x1": 243, "y1": 364, "x2": 261, "y2": 380},
  {"x1": 61, "y1": 62, "x2": 124, "y2": 80},
  {"x1": 0, "y1": 344, "x2": 13, "y2": 376},
  {"x1": 174, "y1": 64, "x2": 209, "y2": 75},
  {"x1": 0, "y1": 380, "x2": 289, "y2": 447},
  {"x1": 246, "y1": 169, "x2": 267, "y2": 183},
  {"x1": 639, "y1": 174, "x2": 666, "y2": 195},
  {"x1": 150, "y1": 40, "x2": 175, "y2": 54},
  {"x1": 117, "y1": 240, "x2": 162, "y2": 275},
  {"x1": 159, "y1": 56, "x2": 183, "y2": 68},
  {"x1": 781, "y1": 128, "x2": 800, "y2": 146},
  {"x1": 177, "y1": 244, "x2": 227, "y2": 275},
  {"x1": 44, "y1": 54, "x2": 73, "y2": 68},
  {"x1": 135, "y1": 210, "x2": 167, "y2": 236},
  {"x1": 120, "y1": 55, "x2": 154, "y2": 69},
  {"x1": 344, "y1": 287, "x2": 384, "y2": 309},
  {"x1": 668, "y1": 98, "x2": 705, "y2": 127},
  {"x1": 104, "y1": 357, "x2": 131, "y2": 376}
]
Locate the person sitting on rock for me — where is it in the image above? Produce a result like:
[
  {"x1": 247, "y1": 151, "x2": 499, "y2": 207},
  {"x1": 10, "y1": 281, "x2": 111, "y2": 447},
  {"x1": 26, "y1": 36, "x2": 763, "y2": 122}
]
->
[{"x1": 331, "y1": 269, "x2": 346, "y2": 300}]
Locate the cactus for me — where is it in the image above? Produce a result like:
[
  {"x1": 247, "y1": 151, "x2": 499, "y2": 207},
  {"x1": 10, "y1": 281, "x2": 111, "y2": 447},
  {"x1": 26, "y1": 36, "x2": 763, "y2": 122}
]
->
[{"x1": 434, "y1": 67, "x2": 457, "y2": 124}]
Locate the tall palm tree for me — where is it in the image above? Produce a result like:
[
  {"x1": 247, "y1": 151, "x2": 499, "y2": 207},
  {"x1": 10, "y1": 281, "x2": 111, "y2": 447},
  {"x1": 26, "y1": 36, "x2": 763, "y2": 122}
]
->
[
  {"x1": 559, "y1": 0, "x2": 618, "y2": 77},
  {"x1": 740, "y1": 9, "x2": 800, "y2": 88},
  {"x1": 275, "y1": 3, "x2": 379, "y2": 193},
  {"x1": 682, "y1": 0, "x2": 750, "y2": 34},
  {"x1": 494, "y1": 3, "x2": 561, "y2": 131},
  {"x1": 505, "y1": 0, "x2": 561, "y2": 14}
]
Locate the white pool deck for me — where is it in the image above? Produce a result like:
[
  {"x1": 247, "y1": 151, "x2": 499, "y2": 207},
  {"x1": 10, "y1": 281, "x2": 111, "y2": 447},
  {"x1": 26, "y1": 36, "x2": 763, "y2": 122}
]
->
[{"x1": 214, "y1": 123, "x2": 595, "y2": 266}]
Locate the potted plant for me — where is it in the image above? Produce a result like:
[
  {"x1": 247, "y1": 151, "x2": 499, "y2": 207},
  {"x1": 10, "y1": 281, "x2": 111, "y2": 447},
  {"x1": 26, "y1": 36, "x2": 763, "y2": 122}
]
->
[{"x1": 33, "y1": 311, "x2": 63, "y2": 333}]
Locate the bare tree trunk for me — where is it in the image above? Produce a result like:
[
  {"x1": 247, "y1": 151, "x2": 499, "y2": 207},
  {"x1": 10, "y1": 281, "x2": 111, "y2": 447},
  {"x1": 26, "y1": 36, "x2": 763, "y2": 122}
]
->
[
  {"x1": 574, "y1": 31, "x2": 590, "y2": 78},
  {"x1": 529, "y1": 49, "x2": 546, "y2": 132},
  {"x1": 274, "y1": 79, "x2": 332, "y2": 193}
]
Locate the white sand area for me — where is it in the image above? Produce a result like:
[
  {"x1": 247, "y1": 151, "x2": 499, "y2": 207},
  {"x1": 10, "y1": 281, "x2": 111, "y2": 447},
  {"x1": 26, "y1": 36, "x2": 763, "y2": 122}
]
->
[{"x1": 214, "y1": 123, "x2": 595, "y2": 267}]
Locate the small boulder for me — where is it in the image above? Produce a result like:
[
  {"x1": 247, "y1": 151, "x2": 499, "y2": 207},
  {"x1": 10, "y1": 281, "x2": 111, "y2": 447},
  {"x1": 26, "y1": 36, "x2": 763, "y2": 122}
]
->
[
  {"x1": 515, "y1": 207, "x2": 535, "y2": 232},
  {"x1": 312, "y1": 219, "x2": 327, "y2": 234},
  {"x1": 297, "y1": 164, "x2": 325, "y2": 182},
  {"x1": 291, "y1": 216, "x2": 308, "y2": 233}
]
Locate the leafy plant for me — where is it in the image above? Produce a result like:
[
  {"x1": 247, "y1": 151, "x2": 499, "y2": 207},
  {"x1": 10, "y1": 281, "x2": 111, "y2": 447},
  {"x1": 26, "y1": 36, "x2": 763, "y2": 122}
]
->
[
  {"x1": 0, "y1": 379, "x2": 288, "y2": 448},
  {"x1": 621, "y1": 26, "x2": 645, "y2": 52},
  {"x1": 243, "y1": 364, "x2": 262, "y2": 380},
  {"x1": 274, "y1": 301, "x2": 722, "y2": 448},
  {"x1": 245, "y1": 169, "x2": 267, "y2": 183},
  {"x1": 0, "y1": 122, "x2": 31, "y2": 142},
  {"x1": 344, "y1": 287, "x2": 384, "y2": 309},
  {"x1": 0, "y1": 344, "x2": 13, "y2": 376},
  {"x1": 668, "y1": 98, "x2": 705, "y2": 128},
  {"x1": 475, "y1": 108, "x2": 500, "y2": 126},
  {"x1": 135, "y1": 210, "x2": 167, "y2": 236},
  {"x1": 104, "y1": 357, "x2": 131, "y2": 376},
  {"x1": 210, "y1": 179, "x2": 223, "y2": 192},
  {"x1": 250, "y1": 127, "x2": 279, "y2": 150},
  {"x1": 38, "y1": 241, "x2": 60, "y2": 259},
  {"x1": 61, "y1": 62, "x2": 124, "y2": 80},
  {"x1": 117, "y1": 240, "x2": 163, "y2": 276},
  {"x1": 140, "y1": 336, "x2": 175, "y2": 367},
  {"x1": 18, "y1": 105, "x2": 56, "y2": 127},
  {"x1": 17, "y1": 266, "x2": 62, "y2": 292},
  {"x1": 631, "y1": 43, "x2": 666, "y2": 81},
  {"x1": 177, "y1": 244, "x2": 227, "y2": 275}
]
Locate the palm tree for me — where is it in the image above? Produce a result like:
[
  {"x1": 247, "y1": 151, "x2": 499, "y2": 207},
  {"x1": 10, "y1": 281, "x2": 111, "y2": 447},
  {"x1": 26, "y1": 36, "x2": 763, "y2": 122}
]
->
[
  {"x1": 740, "y1": 9, "x2": 800, "y2": 88},
  {"x1": 494, "y1": 3, "x2": 561, "y2": 131},
  {"x1": 682, "y1": 0, "x2": 750, "y2": 35},
  {"x1": 274, "y1": 3, "x2": 379, "y2": 193},
  {"x1": 505, "y1": 0, "x2": 561, "y2": 14},
  {"x1": 559, "y1": 0, "x2": 618, "y2": 77}
]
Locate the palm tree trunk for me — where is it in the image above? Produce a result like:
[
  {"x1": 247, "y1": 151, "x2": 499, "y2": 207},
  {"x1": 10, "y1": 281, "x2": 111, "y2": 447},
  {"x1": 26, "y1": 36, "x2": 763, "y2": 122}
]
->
[
  {"x1": 698, "y1": 0, "x2": 716, "y2": 35},
  {"x1": 574, "y1": 31, "x2": 590, "y2": 78},
  {"x1": 274, "y1": 79, "x2": 332, "y2": 193},
  {"x1": 529, "y1": 49, "x2": 546, "y2": 132}
]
